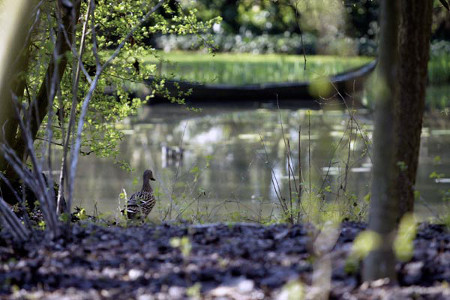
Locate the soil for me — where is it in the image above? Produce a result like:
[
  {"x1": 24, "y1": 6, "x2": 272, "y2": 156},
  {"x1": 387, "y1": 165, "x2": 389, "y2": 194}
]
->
[{"x1": 0, "y1": 221, "x2": 448, "y2": 299}]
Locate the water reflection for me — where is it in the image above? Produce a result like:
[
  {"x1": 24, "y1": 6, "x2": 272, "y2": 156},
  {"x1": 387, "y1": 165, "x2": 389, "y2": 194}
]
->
[{"x1": 73, "y1": 101, "x2": 450, "y2": 222}]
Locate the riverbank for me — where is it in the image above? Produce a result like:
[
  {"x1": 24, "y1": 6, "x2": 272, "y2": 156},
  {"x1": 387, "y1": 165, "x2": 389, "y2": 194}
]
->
[{"x1": 1, "y1": 222, "x2": 448, "y2": 299}]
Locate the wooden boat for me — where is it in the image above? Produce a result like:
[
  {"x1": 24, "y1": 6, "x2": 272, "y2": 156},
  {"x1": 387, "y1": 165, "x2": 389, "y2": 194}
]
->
[{"x1": 146, "y1": 60, "x2": 377, "y2": 103}]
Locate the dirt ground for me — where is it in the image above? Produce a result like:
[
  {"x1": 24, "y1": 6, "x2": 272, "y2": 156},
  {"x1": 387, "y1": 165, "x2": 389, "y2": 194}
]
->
[{"x1": 0, "y1": 221, "x2": 449, "y2": 299}]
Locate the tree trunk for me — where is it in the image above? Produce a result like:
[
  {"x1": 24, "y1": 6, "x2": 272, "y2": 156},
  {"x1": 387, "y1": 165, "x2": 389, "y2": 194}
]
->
[
  {"x1": 1, "y1": 1, "x2": 81, "y2": 196},
  {"x1": 1, "y1": 1, "x2": 81, "y2": 206},
  {"x1": 362, "y1": 0, "x2": 400, "y2": 282},
  {"x1": 0, "y1": 0, "x2": 33, "y2": 178},
  {"x1": 10, "y1": 1, "x2": 81, "y2": 168},
  {"x1": 395, "y1": 0, "x2": 433, "y2": 218},
  {"x1": 363, "y1": 0, "x2": 433, "y2": 282}
]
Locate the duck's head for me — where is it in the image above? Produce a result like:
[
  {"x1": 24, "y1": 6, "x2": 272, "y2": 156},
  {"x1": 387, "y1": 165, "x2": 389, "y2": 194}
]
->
[{"x1": 144, "y1": 169, "x2": 156, "y2": 181}]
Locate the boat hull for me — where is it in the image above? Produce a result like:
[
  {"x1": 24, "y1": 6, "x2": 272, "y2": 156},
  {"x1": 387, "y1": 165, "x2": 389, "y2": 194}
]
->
[{"x1": 144, "y1": 60, "x2": 377, "y2": 104}]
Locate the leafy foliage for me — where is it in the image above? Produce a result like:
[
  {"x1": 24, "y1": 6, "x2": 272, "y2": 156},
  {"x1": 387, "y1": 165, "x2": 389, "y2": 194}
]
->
[{"x1": 27, "y1": 1, "x2": 220, "y2": 166}]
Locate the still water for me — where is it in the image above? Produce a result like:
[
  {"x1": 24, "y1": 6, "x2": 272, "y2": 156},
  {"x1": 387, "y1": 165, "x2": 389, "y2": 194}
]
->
[{"x1": 73, "y1": 97, "x2": 450, "y2": 223}]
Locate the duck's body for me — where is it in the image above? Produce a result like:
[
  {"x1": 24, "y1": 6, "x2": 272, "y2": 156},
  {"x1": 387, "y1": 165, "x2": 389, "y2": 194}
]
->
[{"x1": 125, "y1": 170, "x2": 156, "y2": 220}]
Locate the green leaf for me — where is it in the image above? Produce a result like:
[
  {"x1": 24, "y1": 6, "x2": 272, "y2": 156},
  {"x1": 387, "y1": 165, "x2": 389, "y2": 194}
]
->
[
  {"x1": 429, "y1": 171, "x2": 444, "y2": 179},
  {"x1": 75, "y1": 208, "x2": 88, "y2": 220},
  {"x1": 190, "y1": 166, "x2": 200, "y2": 174}
]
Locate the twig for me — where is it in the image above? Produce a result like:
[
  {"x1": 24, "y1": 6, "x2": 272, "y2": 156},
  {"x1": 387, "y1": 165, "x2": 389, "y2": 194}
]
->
[
  {"x1": 297, "y1": 125, "x2": 303, "y2": 221},
  {"x1": 168, "y1": 120, "x2": 189, "y2": 220},
  {"x1": 35, "y1": 137, "x2": 94, "y2": 155},
  {"x1": 174, "y1": 2, "x2": 219, "y2": 53},
  {"x1": 291, "y1": 1, "x2": 307, "y2": 70},
  {"x1": 329, "y1": 80, "x2": 373, "y2": 162},
  {"x1": 40, "y1": 8, "x2": 62, "y2": 218},
  {"x1": 259, "y1": 134, "x2": 288, "y2": 215},
  {"x1": 14, "y1": 100, "x2": 59, "y2": 237},
  {"x1": 343, "y1": 99, "x2": 355, "y2": 193},
  {"x1": 276, "y1": 97, "x2": 300, "y2": 223},
  {"x1": 308, "y1": 110, "x2": 312, "y2": 202}
]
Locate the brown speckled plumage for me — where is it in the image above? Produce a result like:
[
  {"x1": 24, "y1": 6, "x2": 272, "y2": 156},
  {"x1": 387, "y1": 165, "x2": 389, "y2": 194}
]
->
[{"x1": 125, "y1": 170, "x2": 156, "y2": 220}]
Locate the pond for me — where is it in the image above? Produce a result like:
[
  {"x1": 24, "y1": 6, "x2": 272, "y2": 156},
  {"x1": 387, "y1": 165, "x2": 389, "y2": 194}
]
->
[{"x1": 72, "y1": 86, "x2": 450, "y2": 223}]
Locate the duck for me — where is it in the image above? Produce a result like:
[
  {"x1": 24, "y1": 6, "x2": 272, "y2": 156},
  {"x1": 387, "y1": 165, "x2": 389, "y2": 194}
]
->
[
  {"x1": 161, "y1": 143, "x2": 184, "y2": 159},
  {"x1": 124, "y1": 169, "x2": 156, "y2": 220},
  {"x1": 161, "y1": 144, "x2": 185, "y2": 168}
]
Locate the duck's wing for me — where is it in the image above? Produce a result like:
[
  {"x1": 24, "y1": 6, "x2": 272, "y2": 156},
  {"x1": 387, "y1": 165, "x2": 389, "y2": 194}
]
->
[
  {"x1": 126, "y1": 191, "x2": 155, "y2": 219},
  {"x1": 127, "y1": 192, "x2": 140, "y2": 206},
  {"x1": 125, "y1": 192, "x2": 143, "y2": 219}
]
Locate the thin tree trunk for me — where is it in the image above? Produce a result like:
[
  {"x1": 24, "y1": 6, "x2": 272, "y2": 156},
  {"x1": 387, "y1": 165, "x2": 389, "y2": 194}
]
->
[
  {"x1": 395, "y1": 0, "x2": 433, "y2": 218},
  {"x1": 363, "y1": 0, "x2": 400, "y2": 282}
]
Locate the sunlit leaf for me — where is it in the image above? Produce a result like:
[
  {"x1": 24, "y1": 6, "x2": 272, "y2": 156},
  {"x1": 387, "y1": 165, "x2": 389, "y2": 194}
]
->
[
  {"x1": 352, "y1": 230, "x2": 382, "y2": 259},
  {"x1": 394, "y1": 213, "x2": 417, "y2": 262},
  {"x1": 281, "y1": 280, "x2": 305, "y2": 300},
  {"x1": 308, "y1": 76, "x2": 332, "y2": 98}
]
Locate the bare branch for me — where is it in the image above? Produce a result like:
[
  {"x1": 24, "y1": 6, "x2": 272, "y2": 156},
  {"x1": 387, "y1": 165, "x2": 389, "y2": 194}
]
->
[
  {"x1": 0, "y1": 197, "x2": 30, "y2": 242},
  {"x1": 58, "y1": 0, "x2": 93, "y2": 215},
  {"x1": 0, "y1": 171, "x2": 33, "y2": 230},
  {"x1": 10, "y1": 98, "x2": 60, "y2": 238}
]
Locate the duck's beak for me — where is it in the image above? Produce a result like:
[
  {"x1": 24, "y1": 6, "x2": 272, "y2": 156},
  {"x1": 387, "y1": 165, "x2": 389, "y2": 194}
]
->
[{"x1": 150, "y1": 176, "x2": 156, "y2": 181}]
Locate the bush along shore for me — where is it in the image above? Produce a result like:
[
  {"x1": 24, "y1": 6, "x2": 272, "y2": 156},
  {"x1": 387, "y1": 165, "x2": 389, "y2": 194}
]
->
[{"x1": 0, "y1": 221, "x2": 449, "y2": 299}]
